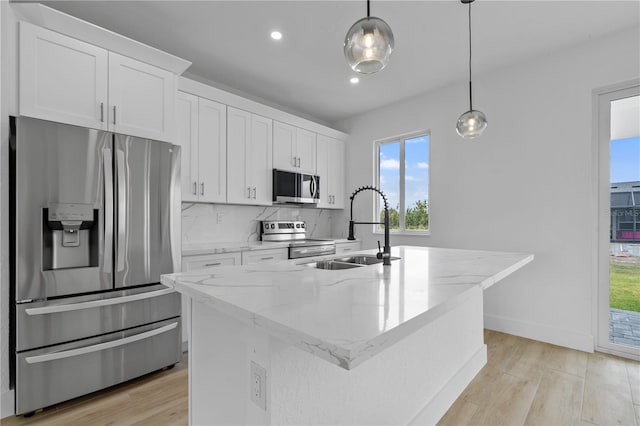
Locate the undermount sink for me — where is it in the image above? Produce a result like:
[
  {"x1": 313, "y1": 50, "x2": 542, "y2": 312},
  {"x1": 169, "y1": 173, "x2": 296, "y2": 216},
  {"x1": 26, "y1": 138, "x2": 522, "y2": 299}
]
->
[
  {"x1": 302, "y1": 255, "x2": 401, "y2": 270},
  {"x1": 337, "y1": 255, "x2": 401, "y2": 265},
  {"x1": 303, "y1": 260, "x2": 364, "y2": 270}
]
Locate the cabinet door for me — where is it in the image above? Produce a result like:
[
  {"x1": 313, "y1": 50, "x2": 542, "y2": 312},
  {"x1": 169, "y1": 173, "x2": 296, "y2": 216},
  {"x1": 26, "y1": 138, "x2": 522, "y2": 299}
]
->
[
  {"x1": 330, "y1": 138, "x2": 345, "y2": 209},
  {"x1": 273, "y1": 121, "x2": 296, "y2": 171},
  {"x1": 241, "y1": 248, "x2": 288, "y2": 265},
  {"x1": 296, "y1": 128, "x2": 316, "y2": 174},
  {"x1": 198, "y1": 98, "x2": 227, "y2": 203},
  {"x1": 182, "y1": 252, "x2": 241, "y2": 271},
  {"x1": 315, "y1": 135, "x2": 331, "y2": 208},
  {"x1": 335, "y1": 242, "x2": 361, "y2": 254},
  {"x1": 20, "y1": 22, "x2": 108, "y2": 130},
  {"x1": 108, "y1": 52, "x2": 175, "y2": 142},
  {"x1": 250, "y1": 115, "x2": 273, "y2": 206},
  {"x1": 227, "y1": 107, "x2": 251, "y2": 204},
  {"x1": 175, "y1": 92, "x2": 199, "y2": 202}
]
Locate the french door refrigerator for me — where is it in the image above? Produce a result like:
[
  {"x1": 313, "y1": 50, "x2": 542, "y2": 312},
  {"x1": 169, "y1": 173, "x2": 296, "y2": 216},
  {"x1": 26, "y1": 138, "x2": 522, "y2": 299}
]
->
[{"x1": 10, "y1": 116, "x2": 182, "y2": 415}]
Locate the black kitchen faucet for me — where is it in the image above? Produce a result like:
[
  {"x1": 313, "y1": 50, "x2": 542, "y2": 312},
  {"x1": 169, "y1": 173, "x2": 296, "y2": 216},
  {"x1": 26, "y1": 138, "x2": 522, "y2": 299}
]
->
[{"x1": 347, "y1": 186, "x2": 391, "y2": 266}]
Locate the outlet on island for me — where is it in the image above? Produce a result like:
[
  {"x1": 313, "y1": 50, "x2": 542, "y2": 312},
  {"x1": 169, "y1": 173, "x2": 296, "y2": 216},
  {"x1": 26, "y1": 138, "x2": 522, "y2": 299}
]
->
[{"x1": 250, "y1": 361, "x2": 266, "y2": 410}]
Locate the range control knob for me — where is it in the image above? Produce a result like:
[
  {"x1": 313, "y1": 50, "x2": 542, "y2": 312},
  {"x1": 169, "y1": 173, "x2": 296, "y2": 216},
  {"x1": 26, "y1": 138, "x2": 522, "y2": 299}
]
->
[
  {"x1": 296, "y1": 224, "x2": 300, "y2": 228},
  {"x1": 301, "y1": 223, "x2": 305, "y2": 228},
  {"x1": 264, "y1": 224, "x2": 268, "y2": 229},
  {"x1": 270, "y1": 224, "x2": 275, "y2": 229}
]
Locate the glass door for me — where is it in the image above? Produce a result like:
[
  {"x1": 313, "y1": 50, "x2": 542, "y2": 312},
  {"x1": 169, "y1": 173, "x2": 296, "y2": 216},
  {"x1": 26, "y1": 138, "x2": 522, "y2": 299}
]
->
[{"x1": 596, "y1": 83, "x2": 640, "y2": 359}]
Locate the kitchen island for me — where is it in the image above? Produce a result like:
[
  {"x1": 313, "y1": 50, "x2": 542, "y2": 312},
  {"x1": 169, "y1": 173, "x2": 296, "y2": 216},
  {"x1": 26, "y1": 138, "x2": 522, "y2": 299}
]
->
[{"x1": 161, "y1": 245, "x2": 533, "y2": 425}]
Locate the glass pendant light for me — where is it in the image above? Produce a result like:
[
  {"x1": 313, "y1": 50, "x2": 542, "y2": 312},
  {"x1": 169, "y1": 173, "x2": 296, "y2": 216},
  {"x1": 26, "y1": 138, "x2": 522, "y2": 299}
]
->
[
  {"x1": 344, "y1": 0, "x2": 394, "y2": 74},
  {"x1": 456, "y1": 0, "x2": 488, "y2": 139}
]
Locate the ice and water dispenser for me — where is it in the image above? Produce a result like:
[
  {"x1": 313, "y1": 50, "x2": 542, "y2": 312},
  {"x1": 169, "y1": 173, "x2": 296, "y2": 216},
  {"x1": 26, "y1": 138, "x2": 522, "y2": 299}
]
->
[{"x1": 42, "y1": 203, "x2": 99, "y2": 270}]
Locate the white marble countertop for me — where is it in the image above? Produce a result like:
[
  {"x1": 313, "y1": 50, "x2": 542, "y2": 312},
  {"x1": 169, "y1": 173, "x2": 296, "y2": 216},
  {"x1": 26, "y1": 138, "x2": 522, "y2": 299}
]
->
[
  {"x1": 162, "y1": 245, "x2": 533, "y2": 369},
  {"x1": 182, "y1": 238, "x2": 360, "y2": 256}
]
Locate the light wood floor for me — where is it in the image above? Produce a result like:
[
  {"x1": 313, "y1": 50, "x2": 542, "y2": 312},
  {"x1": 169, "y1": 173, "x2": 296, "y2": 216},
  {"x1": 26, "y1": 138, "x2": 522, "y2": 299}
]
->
[{"x1": 2, "y1": 330, "x2": 639, "y2": 426}]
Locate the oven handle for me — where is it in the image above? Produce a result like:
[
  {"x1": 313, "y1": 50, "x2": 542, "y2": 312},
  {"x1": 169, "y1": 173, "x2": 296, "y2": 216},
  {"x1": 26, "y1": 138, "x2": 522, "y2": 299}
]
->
[
  {"x1": 25, "y1": 322, "x2": 178, "y2": 364},
  {"x1": 24, "y1": 288, "x2": 175, "y2": 316}
]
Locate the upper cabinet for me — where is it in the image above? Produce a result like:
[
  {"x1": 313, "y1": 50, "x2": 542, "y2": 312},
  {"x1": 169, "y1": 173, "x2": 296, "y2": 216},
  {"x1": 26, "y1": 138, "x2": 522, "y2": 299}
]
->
[
  {"x1": 19, "y1": 21, "x2": 175, "y2": 142},
  {"x1": 107, "y1": 52, "x2": 174, "y2": 141},
  {"x1": 175, "y1": 91, "x2": 226, "y2": 203},
  {"x1": 316, "y1": 135, "x2": 345, "y2": 209},
  {"x1": 273, "y1": 121, "x2": 316, "y2": 175},
  {"x1": 227, "y1": 107, "x2": 273, "y2": 206}
]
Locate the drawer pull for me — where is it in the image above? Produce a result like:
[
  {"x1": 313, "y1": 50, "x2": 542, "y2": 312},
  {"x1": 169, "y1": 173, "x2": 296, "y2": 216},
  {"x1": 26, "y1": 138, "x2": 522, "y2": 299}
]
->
[
  {"x1": 25, "y1": 288, "x2": 175, "y2": 316},
  {"x1": 25, "y1": 322, "x2": 178, "y2": 364},
  {"x1": 204, "y1": 262, "x2": 222, "y2": 267},
  {"x1": 260, "y1": 256, "x2": 274, "y2": 261}
]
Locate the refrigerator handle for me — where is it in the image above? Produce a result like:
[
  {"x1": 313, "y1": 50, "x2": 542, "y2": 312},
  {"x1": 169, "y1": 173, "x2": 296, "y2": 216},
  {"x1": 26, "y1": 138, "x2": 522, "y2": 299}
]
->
[
  {"x1": 103, "y1": 148, "x2": 113, "y2": 273},
  {"x1": 24, "y1": 322, "x2": 178, "y2": 364},
  {"x1": 116, "y1": 149, "x2": 126, "y2": 272}
]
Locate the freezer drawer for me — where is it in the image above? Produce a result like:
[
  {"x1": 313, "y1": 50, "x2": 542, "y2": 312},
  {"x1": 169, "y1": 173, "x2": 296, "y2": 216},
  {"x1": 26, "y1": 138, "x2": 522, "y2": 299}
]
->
[
  {"x1": 16, "y1": 284, "x2": 180, "y2": 351},
  {"x1": 15, "y1": 317, "x2": 181, "y2": 415}
]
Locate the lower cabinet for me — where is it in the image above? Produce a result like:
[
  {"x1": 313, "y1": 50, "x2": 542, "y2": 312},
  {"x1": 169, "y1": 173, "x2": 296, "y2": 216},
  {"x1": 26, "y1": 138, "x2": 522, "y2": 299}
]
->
[
  {"x1": 241, "y1": 247, "x2": 288, "y2": 265},
  {"x1": 181, "y1": 252, "x2": 242, "y2": 349},
  {"x1": 335, "y1": 241, "x2": 362, "y2": 255}
]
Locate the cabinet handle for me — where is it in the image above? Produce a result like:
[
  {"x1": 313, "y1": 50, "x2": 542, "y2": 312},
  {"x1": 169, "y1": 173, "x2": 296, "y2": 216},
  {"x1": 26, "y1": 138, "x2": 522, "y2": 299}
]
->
[
  {"x1": 343, "y1": 248, "x2": 352, "y2": 252},
  {"x1": 100, "y1": 102, "x2": 104, "y2": 122},
  {"x1": 204, "y1": 262, "x2": 221, "y2": 267},
  {"x1": 200, "y1": 182, "x2": 205, "y2": 196},
  {"x1": 193, "y1": 182, "x2": 197, "y2": 195},
  {"x1": 260, "y1": 256, "x2": 274, "y2": 261},
  {"x1": 330, "y1": 195, "x2": 334, "y2": 204},
  {"x1": 113, "y1": 105, "x2": 117, "y2": 125},
  {"x1": 292, "y1": 156, "x2": 297, "y2": 167},
  {"x1": 252, "y1": 187, "x2": 257, "y2": 199},
  {"x1": 247, "y1": 187, "x2": 251, "y2": 199},
  {"x1": 297, "y1": 157, "x2": 301, "y2": 168}
]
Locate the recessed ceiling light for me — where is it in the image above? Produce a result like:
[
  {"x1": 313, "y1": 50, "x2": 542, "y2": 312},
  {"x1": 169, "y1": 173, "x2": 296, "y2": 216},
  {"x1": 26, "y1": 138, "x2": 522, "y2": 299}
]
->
[
  {"x1": 350, "y1": 77, "x2": 360, "y2": 84},
  {"x1": 270, "y1": 31, "x2": 283, "y2": 40}
]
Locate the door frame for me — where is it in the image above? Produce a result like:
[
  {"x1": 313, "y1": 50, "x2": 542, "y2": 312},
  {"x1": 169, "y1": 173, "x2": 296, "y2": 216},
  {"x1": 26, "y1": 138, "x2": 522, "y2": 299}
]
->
[{"x1": 593, "y1": 79, "x2": 640, "y2": 360}]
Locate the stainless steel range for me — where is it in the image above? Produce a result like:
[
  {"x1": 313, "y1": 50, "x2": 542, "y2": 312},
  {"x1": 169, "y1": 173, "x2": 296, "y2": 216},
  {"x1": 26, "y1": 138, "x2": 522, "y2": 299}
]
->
[{"x1": 261, "y1": 220, "x2": 335, "y2": 259}]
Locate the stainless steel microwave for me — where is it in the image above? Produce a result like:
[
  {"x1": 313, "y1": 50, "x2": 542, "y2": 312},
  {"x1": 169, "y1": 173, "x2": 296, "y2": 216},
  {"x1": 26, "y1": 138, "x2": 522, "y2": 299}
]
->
[{"x1": 272, "y1": 169, "x2": 320, "y2": 204}]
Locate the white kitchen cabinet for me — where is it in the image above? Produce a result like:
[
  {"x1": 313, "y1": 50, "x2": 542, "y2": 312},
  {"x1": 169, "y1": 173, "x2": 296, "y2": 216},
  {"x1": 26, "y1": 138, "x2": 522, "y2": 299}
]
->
[
  {"x1": 181, "y1": 251, "x2": 241, "y2": 348},
  {"x1": 316, "y1": 135, "x2": 345, "y2": 209},
  {"x1": 335, "y1": 241, "x2": 362, "y2": 254},
  {"x1": 241, "y1": 247, "x2": 288, "y2": 265},
  {"x1": 273, "y1": 121, "x2": 316, "y2": 174},
  {"x1": 227, "y1": 106, "x2": 273, "y2": 205},
  {"x1": 20, "y1": 21, "x2": 108, "y2": 130},
  {"x1": 175, "y1": 92, "x2": 226, "y2": 203},
  {"x1": 107, "y1": 52, "x2": 175, "y2": 141},
  {"x1": 183, "y1": 252, "x2": 241, "y2": 271},
  {"x1": 20, "y1": 22, "x2": 175, "y2": 142}
]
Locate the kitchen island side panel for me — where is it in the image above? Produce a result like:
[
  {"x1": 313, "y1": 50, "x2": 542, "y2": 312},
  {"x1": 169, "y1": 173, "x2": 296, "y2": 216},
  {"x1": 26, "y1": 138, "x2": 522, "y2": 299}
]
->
[{"x1": 189, "y1": 285, "x2": 485, "y2": 425}]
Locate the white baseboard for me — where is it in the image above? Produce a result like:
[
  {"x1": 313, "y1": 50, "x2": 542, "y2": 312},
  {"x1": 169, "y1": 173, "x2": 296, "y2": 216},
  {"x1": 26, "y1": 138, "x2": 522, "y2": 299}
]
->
[
  {"x1": 1, "y1": 389, "x2": 14, "y2": 419},
  {"x1": 484, "y1": 314, "x2": 594, "y2": 353},
  {"x1": 410, "y1": 344, "x2": 487, "y2": 425}
]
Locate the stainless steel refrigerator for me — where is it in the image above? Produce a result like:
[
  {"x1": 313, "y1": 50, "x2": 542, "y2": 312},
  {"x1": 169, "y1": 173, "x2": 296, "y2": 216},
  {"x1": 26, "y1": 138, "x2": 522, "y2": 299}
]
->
[{"x1": 10, "y1": 116, "x2": 182, "y2": 416}]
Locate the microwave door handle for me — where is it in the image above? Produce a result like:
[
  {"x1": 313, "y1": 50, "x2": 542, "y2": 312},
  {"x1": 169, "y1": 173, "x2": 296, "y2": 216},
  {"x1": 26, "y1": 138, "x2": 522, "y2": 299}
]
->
[
  {"x1": 310, "y1": 176, "x2": 317, "y2": 198},
  {"x1": 103, "y1": 148, "x2": 113, "y2": 273},
  {"x1": 116, "y1": 149, "x2": 126, "y2": 272}
]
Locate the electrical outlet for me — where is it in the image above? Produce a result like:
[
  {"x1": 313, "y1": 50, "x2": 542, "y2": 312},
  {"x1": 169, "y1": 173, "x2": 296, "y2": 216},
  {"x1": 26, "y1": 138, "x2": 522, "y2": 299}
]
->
[
  {"x1": 250, "y1": 361, "x2": 266, "y2": 410},
  {"x1": 216, "y1": 213, "x2": 224, "y2": 224}
]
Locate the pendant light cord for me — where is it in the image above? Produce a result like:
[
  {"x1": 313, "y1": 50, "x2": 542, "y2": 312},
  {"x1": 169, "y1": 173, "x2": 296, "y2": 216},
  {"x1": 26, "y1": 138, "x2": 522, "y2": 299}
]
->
[
  {"x1": 367, "y1": 0, "x2": 370, "y2": 17},
  {"x1": 468, "y1": 1, "x2": 473, "y2": 111}
]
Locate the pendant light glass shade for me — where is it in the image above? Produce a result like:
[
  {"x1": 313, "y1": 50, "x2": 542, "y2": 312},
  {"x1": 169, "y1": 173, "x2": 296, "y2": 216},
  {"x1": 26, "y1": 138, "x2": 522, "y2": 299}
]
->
[
  {"x1": 457, "y1": 0, "x2": 487, "y2": 139},
  {"x1": 344, "y1": 15, "x2": 394, "y2": 74},
  {"x1": 456, "y1": 109, "x2": 488, "y2": 139}
]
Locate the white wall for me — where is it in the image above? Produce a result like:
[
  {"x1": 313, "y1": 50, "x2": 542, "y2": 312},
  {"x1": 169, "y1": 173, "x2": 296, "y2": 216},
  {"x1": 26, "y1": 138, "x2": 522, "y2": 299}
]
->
[{"x1": 332, "y1": 26, "x2": 640, "y2": 352}]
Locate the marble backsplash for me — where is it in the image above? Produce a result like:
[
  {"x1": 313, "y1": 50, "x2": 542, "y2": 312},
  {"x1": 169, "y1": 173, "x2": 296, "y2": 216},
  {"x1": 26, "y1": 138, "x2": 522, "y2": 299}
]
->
[{"x1": 182, "y1": 203, "x2": 334, "y2": 245}]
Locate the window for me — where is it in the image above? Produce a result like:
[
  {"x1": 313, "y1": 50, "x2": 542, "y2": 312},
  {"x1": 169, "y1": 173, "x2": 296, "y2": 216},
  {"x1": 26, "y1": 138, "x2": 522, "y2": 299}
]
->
[{"x1": 375, "y1": 131, "x2": 430, "y2": 233}]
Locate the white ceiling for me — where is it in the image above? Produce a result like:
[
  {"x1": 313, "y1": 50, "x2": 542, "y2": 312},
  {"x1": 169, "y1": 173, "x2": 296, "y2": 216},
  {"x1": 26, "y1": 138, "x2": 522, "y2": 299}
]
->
[{"x1": 39, "y1": 0, "x2": 640, "y2": 125}]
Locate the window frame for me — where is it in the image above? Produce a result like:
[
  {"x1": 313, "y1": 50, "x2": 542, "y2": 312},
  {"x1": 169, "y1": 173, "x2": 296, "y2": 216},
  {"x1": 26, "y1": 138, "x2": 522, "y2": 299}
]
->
[{"x1": 373, "y1": 130, "x2": 431, "y2": 236}]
